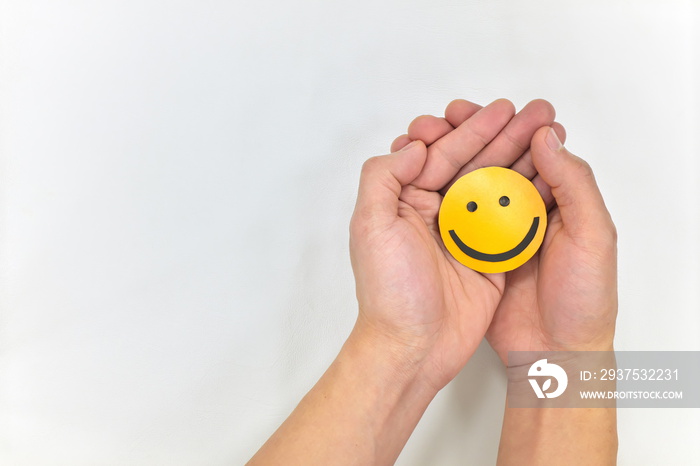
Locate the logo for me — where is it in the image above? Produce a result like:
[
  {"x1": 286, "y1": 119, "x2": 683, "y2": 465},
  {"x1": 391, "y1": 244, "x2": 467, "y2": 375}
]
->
[{"x1": 528, "y1": 359, "x2": 568, "y2": 398}]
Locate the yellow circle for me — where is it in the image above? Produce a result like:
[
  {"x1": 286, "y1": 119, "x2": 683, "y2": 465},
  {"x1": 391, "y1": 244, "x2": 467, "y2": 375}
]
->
[{"x1": 438, "y1": 167, "x2": 547, "y2": 273}]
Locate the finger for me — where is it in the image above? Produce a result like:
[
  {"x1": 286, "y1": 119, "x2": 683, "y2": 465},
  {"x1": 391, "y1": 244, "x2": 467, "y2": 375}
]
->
[
  {"x1": 444, "y1": 99, "x2": 483, "y2": 128},
  {"x1": 353, "y1": 141, "x2": 428, "y2": 228},
  {"x1": 390, "y1": 134, "x2": 412, "y2": 152},
  {"x1": 412, "y1": 99, "x2": 516, "y2": 192},
  {"x1": 440, "y1": 99, "x2": 556, "y2": 194},
  {"x1": 403, "y1": 100, "x2": 483, "y2": 151},
  {"x1": 530, "y1": 127, "x2": 614, "y2": 236},
  {"x1": 519, "y1": 123, "x2": 567, "y2": 209},
  {"x1": 510, "y1": 122, "x2": 567, "y2": 179},
  {"x1": 552, "y1": 122, "x2": 566, "y2": 144},
  {"x1": 407, "y1": 115, "x2": 454, "y2": 145},
  {"x1": 532, "y1": 175, "x2": 555, "y2": 210}
]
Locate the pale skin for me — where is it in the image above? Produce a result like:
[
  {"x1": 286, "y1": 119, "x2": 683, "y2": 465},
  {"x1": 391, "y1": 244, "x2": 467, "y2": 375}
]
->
[{"x1": 248, "y1": 98, "x2": 618, "y2": 465}]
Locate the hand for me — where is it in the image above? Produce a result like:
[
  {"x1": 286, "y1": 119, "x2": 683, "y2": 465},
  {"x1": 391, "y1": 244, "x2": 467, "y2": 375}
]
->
[
  {"x1": 486, "y1": 126, "x2": 617, "y2": 363},
  {"x1": 349, "y1": 99, "x2": 559, "y2": 391},
  {"x1": 395, "y1": 100, "x2": 618, "y2": 365}
]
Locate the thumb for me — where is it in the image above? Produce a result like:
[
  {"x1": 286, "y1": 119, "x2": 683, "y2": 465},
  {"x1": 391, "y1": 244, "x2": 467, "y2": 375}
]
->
[
  {"x1": 531, "y1": 127, "x2": 613, "y2": 237},
  {"x1": 353, "y1": 140, "x2": 427, "y2": 225}
]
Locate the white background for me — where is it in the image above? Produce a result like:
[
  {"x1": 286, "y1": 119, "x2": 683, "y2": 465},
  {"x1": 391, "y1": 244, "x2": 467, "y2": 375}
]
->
[{"x1": 1, "y1": 1, "x2": 699, "y2": 464}]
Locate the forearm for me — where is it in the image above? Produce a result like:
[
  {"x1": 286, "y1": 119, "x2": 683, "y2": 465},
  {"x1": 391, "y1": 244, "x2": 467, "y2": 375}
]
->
[
  {"x1": 248, "y1": 322, "x2": 438, "y2": 465},
  {"x1": 496, "y1": 405, "x2": 617, "y2": 465}
]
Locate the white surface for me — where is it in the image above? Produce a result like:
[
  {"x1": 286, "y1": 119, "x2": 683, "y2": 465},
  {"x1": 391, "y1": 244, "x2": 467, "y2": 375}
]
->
[{"x1": 1, "y1": 1, "x2": 698, "y2": 464}]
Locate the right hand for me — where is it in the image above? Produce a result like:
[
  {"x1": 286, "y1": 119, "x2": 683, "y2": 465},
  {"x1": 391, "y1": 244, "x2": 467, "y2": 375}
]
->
[{"x1": 486, "y1": 127, "x2": 618, "y2": 364}]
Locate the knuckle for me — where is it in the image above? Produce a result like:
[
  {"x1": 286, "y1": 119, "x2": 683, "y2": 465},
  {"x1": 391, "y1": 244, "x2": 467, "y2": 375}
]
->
[
  {"x1": 468, "y1": 124, "x2": 492, "y2": 149},
  {"x1": 349, "y1": 210, "x2": 366, "y2": 235},
  {"x1": 571, "y1": 155, "x2": 595, "y2": 180},
  {"x1": 349, "y1": 209, "x2": 378, "y2": 242},
  {"x1": 349, "y1": 213, "x2": 362, "y2": 236},
  {"x1": 432, "y1": 141, "x2": 461, "y2": 169},
  {"x1": 501, "y1": 128, "x2": 528, "y2": 153},
  {"x1": 584, "y1": 215, "x2": 618, "y2": 253},
  {"x1": 361, "y1": 156, "x2": 382, "y2": 175}
]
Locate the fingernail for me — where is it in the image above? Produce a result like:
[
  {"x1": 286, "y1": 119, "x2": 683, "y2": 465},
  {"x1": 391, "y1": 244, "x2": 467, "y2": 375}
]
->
[
  {"x1": 545, "y1": 127, "x2": 563, "y2": 152},
  {"x1": 399, "y1": 140, "x2": 419, "y2": 152}
]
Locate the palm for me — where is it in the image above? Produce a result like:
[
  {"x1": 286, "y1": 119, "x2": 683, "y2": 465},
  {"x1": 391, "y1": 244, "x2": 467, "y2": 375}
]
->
[
  {"x1": 365, "y1": 184, "x2": 504, "y2": 387},
  {"x1": 485, "y1": 208, "x2": 570, "y2": 362},
  {"x1": 487, "y1": 205, "x2": 617, "y2": 364}
]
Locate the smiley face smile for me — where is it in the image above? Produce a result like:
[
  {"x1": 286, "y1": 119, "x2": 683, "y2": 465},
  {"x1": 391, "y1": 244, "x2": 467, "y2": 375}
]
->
[
  {"x1": 448, "y1": 216, "x2": 540, "y2": 262},
  {"x1": 438, "y1": 167, "x2": 547, "y2": 273}
]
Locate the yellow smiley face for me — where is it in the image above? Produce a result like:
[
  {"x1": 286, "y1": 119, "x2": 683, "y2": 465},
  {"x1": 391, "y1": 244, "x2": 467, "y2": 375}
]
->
[{"x1": 438, "y1": 167, "x2": 547, "y2": 273}]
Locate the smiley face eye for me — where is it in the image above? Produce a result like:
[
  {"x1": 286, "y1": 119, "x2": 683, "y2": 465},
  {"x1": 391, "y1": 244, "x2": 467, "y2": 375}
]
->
[
  {"x1": 499, "y1": 196, "x2": 510, "y2": 207},
  {"x1": 467, "y1": 201, "x2": 478, "y2": 212}
]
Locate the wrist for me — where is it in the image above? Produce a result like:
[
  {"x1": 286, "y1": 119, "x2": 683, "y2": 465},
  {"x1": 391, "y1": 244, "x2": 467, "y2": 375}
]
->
[
  {"x1": 345, "y1": 318, "x2": 439, "y2": 399},
  {"x1": 549, "y1": 337, "x2": 616, "y2": 354},
  {"x1": 316, "y1": 321, "x2": 438, "y2": 463}
]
